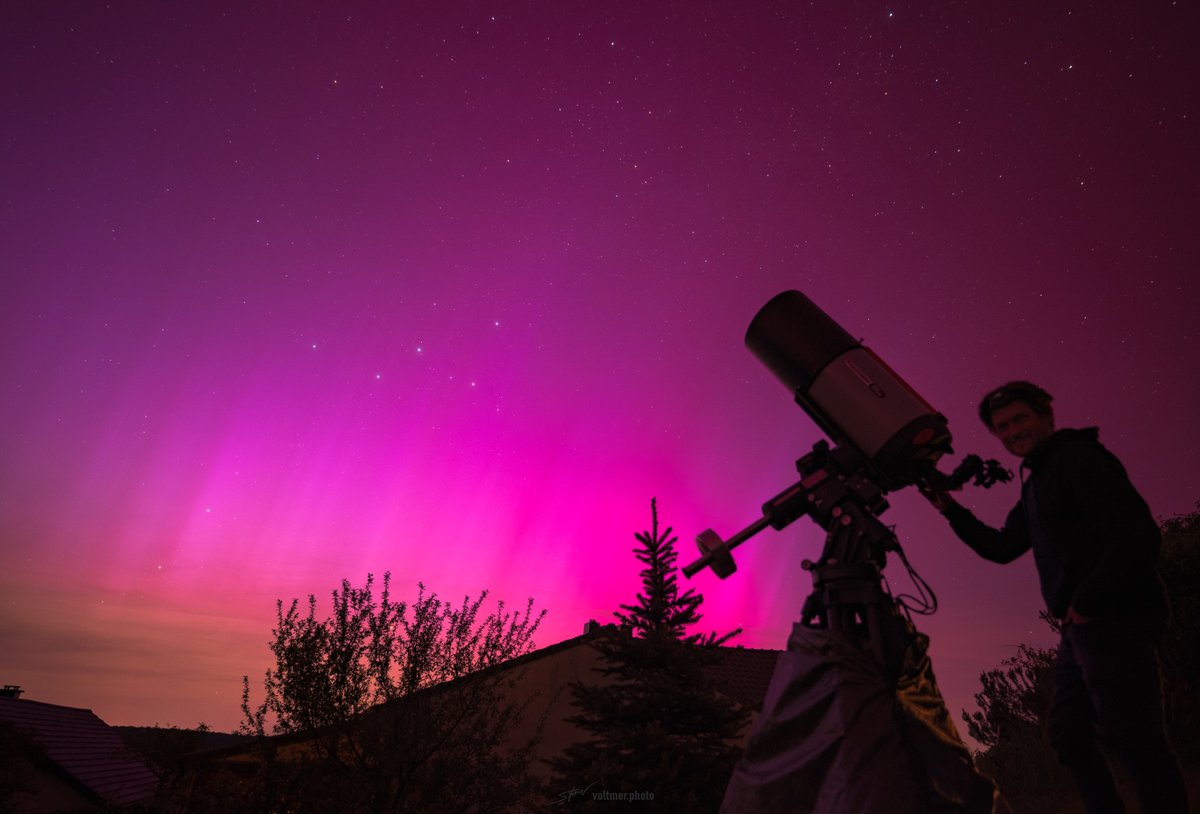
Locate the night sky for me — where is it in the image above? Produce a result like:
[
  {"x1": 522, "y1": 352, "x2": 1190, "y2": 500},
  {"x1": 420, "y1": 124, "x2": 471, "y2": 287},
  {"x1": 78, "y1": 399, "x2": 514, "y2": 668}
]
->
[{"x1": 2, "y1": 2, "x2": 1196, "y2": 735}]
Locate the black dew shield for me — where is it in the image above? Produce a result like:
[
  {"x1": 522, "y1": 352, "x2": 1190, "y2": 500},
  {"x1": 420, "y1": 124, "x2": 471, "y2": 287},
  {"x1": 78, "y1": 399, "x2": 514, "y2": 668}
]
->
[{"x1": 744, "y1": 290, "x2": 952, "y2": 489}]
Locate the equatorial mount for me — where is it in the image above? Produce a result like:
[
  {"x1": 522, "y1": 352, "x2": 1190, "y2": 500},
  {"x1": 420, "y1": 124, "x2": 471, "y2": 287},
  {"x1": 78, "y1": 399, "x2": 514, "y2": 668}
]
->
[{"x1": 683, "y1": 440, "x2": 888, "y2": 581}]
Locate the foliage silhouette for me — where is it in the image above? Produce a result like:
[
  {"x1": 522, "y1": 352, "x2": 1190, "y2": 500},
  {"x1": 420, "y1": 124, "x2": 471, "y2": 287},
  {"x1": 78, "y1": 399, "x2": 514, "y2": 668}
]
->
[{"x1": 201, "y1": 573, "x2": 547, "y2": 814}]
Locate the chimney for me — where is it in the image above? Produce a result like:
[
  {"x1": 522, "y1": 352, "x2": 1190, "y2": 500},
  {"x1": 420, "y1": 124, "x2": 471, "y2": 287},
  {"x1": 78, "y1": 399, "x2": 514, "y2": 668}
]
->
[
  {"x1": 583, "y1": 619, "x2": 601, "y2": 634},
  {"x1": 1, "y1": 685, "x2": 23, "y2": 699}
]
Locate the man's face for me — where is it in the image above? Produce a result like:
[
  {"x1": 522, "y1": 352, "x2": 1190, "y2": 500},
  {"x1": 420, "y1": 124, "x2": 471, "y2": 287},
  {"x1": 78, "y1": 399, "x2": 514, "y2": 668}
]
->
[{"x1": 989, "y1": 401, "x2": 1055, "y2": 458}]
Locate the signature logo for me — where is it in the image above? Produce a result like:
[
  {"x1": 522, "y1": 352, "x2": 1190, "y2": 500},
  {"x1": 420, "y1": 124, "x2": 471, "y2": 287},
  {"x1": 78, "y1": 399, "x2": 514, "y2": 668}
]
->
[{"x1": 553, "y1": 781, "x2": 596, "y2": 805}]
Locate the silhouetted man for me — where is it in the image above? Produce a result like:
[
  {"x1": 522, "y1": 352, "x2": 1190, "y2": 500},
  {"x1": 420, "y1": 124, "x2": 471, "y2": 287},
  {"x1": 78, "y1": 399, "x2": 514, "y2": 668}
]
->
[{"x1": 922, "y1": 381, "x2": 1188, "y2": 814}]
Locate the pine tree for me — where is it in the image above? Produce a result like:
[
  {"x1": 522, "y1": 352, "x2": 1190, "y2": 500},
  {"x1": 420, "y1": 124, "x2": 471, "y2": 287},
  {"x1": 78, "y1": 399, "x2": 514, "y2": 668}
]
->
[
  {"x1": 615, "y1": 499, "x2": 736, "y2": 646},
  {"x1": 551, "y1": 499, "x2": 748, "y2": 812}
]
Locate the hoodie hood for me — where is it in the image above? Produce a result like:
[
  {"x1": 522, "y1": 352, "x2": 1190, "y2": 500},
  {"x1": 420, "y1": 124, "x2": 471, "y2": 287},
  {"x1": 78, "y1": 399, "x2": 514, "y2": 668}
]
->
[{"x1": 1024, "y1": 426, "x2": 1101, "y2": 470}]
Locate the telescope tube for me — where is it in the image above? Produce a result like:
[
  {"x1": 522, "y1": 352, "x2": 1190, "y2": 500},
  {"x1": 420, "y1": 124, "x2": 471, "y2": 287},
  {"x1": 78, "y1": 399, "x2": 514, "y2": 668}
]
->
[{"x1": 745, "y1": 290, "x2": 952, "y2": 489}]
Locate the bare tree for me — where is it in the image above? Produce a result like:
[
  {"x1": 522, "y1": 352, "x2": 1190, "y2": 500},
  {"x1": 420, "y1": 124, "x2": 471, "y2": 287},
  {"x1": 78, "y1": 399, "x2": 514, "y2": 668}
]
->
[{"x1": 230, "y1": 573, "x2": 546, "y2": 814}]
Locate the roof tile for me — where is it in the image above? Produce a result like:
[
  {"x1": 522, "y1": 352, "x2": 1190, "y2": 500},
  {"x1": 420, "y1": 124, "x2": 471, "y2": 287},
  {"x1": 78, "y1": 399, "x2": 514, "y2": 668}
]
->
[{"x1": 0, "y1": 697, "x2": 158, "y2": 805}]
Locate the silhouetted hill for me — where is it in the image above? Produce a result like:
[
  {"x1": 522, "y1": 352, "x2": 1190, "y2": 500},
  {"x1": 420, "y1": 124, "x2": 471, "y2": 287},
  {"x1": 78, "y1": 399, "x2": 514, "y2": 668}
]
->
[{"x1": 115, "y1": 725, "x2": 253, "y2": 778}]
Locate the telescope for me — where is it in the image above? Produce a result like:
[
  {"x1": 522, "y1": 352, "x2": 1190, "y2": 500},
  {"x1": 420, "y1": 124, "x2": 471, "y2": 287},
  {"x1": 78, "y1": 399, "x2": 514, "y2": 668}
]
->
[
  {"x1": 705, "y1": 291, "x2": 1006, "y2": 812},
  {"x1": 683, "y1": 291, "x2": 1008, "y2": 664}
]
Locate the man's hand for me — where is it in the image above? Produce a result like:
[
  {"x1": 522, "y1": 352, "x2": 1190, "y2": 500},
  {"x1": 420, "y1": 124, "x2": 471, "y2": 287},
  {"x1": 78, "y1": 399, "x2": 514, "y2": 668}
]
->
[{"x1": 918, "y1": 484, "x2": 957, "y2": 514}]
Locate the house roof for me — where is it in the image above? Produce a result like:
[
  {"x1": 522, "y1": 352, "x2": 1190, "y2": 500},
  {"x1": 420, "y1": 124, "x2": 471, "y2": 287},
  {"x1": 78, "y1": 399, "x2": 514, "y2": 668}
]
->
[
  {"x1": 704, "y1": 645, "x2": 781, "y2": 708},
  {"x1": 0, "y1": 696, "x2": 159, "y2": 806},
  {"x1": 423, "y1": 624, "x2": 782, "y2": 711},
  {"x1": 188, "y1": 626, "x2": 783, "y2": 766},
  {"x1": 554, "y1": 626, "x2": 781, "y2": 709}
]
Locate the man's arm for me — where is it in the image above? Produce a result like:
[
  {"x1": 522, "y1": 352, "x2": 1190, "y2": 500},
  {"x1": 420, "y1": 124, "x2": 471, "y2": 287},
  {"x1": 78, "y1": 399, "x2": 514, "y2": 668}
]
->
[{"x1": 922, "y1": 488, "x2": 1031, "y2": 564}]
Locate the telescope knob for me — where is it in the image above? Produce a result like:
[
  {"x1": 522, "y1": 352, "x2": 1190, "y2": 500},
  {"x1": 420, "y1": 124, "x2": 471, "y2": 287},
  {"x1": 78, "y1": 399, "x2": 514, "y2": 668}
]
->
[{"x1": 696, "y1": 529, "x2": 737, "y2": 579}]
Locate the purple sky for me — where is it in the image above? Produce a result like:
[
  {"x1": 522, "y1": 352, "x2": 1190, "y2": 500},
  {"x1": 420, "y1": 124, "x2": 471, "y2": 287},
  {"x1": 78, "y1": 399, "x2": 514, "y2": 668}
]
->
[{"x1": 2, "y1": 2, "x2": 1196, "y2": 735}]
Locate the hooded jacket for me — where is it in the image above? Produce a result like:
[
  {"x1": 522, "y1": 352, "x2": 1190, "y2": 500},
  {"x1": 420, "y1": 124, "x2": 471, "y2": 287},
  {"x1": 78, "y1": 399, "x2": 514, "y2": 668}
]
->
[{"x1": 943, "y1": 427, "x2": 1167, "y2": 627}]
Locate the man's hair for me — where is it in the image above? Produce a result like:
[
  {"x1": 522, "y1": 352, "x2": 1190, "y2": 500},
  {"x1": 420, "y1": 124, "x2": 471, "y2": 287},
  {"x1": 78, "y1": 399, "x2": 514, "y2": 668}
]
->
[{"x1": 978, "y1": 381, "x2": 1054, "y2": 428}]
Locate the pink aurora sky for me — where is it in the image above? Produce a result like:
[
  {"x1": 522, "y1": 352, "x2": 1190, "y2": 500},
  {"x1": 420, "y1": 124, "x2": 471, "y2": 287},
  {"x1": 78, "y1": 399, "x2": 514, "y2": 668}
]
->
[{"x1": 1, "y1": 2, "x2": 1197, "y2": 733}]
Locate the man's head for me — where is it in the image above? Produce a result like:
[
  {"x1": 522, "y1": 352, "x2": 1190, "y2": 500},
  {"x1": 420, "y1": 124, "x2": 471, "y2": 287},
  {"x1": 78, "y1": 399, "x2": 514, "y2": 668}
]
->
[{"x1": 979, "y1": 381, "x2": 1055, "y2": 458}]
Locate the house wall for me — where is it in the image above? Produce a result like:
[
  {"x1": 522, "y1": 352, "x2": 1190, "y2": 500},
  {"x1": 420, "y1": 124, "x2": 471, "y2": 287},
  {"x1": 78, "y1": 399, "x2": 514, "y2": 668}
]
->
[
  {"x1": 179, "y1": 636, "x2": 772, "y2": 810},
  {"x1": 4, "y1": 754, "x2": 99, "y2": 813},
  {"x1": 498, "y1": 639, "x2": 766, "y2": 784},
  {"x1": 496, "y1": 636, "x2": 608, "y2": 775}
]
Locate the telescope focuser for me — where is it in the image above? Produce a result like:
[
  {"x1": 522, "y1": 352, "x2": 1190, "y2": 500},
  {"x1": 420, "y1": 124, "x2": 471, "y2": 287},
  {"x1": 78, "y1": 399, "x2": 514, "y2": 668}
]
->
[{"x1": 919, "y1": 453, "x2": 1012, "y2": 492}]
